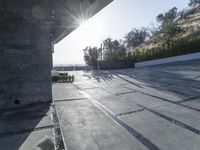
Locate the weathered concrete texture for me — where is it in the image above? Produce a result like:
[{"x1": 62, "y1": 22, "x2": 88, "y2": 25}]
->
[
  {"x1": 0, "y1": 104, "x2": 54, "y2": 150},
  {"x1": 0, "y1": 105, "x2": 52, "y2": 133},
  {"x1": 154, "y1": 104, "x2": 200, "y2": 130},
  {"x1": 181, "y1": 98, "x2": 200, "y2": 109},
  {"x1": 53, "y1": 83, "x2": 87, "y2": 100},
  {"x1": 0, "y1": 0, "x2": 52, "y2": 109},
  {"x1": 120, "y1": 92, "x2": 170, "y2": 108},
  {"x1": 55, "y1": 99, "x2": 148, "y2": 150},
  {"x1": 0, "y1": 129, "x2": 54, "y2": 150},
  {"x1": 121, "y1": 110, "x2": 200, "y2": 150}
]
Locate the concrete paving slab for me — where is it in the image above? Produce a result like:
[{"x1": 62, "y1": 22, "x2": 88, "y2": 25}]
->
[
  {"x1": 73, "y1": 81, "x2": 98, "y2": 89},
  {"x1": 165, "y1": 70, "x2": 200, "y2": 79},
  {"x1": 73, "y1": 85, "x2": 140, "y2": 116},
  {"x1": 120, "y1": 92, "x2": 170, "y2": 108},
  {"x1": 53, "y1": 83, "x2": 87, "y2": 100},
  {"x1": 150, "y1": 77, "x2": 200, "y2": 89},
  {"x1": 196, "y1": 77, "x2": 200, "y2": 81},
  {"x1": 121, "y1": 110, "x2": 200, "y2": 150},
  {"x1": 123, "y1": 84, "x2": 192, "y2": 102},
  {"x1": 0, "y1": 105, "x2": 52, "y2": 134},
  {"x1": 154, "y1": 104, "x2": 200, "y2": 130},
  {"x1": 94, "y1": 95, "x2": 141, "y2": 115},
  {"x1": 159, "y1": 85, "x2": 200, "y2": 97},
  {"x1": 138, "y1": 81, "x2": 170, "y2": 88},
  {"x1": 83, "y1": 88, "x2": 112, "y2": 100},
  {"x1": 55, "y1": 100, "x2": 148, "y2": 150},
  {"x1": 0, "y1": 129, "x2": 54, "y2": 150},
  {"x1": 181, "y1": 98, "x2": 200, "y2": 109},
  {"x1": 121, "y1": 83, "x2": 144, "y2": 91},
  {"x1": 102, "y1": 85, "x2": 135, "y2": 95}
]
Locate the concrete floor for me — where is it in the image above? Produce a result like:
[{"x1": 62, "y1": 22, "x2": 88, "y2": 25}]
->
[
  {"x1": 1, "y1": 60, "x2": 200, "y2": 150},
  {"x1": 0, "y1": 104, "x2": 54, "y2": 150},
  {"x1": 53, "y1": 60, "x2": 200, "y2": 150}
]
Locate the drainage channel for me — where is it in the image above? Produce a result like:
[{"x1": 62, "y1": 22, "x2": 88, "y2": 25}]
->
[
  {"x1": 75, "y1": 87, "x2": 161, "y2": 150},
  {"x1": 51, "y1": 104, "x2": 66, "y2": 150}
]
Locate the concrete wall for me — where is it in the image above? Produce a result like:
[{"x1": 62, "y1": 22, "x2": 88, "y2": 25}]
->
[
  {"x1": 135, "y1": 52, "x2": 200, "y2": 68},
  {"x1": 53, "y1": 66, "x2": 86, "y2": 71},
  {"x1": 0, "y1": 1, "x2": 52, "y2": 109}
]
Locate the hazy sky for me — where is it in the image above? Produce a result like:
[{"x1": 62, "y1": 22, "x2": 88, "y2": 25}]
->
[{"x1": 53, "y1": 0, "x2": 189, "y2": 65}]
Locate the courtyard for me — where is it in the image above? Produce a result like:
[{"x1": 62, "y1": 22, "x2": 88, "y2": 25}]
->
[{"x1": 52, "y1": 59, "x2": 200, "y2": 150}]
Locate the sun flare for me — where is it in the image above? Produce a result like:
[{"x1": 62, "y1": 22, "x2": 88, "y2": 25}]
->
[{"x1": 74, "y1": 15, "x2": 105, "y2": 46}]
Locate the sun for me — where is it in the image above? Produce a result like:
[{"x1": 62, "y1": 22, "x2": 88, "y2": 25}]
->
[{"x1": 72, "y1": 15, "x2": 105, "y2": 46}]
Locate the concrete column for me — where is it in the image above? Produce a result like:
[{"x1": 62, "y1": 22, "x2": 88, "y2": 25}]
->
[
  {"x1": 0, "y1": 24, "x2": 52, "y2": 109},
  {"x1": 0, "y1": 1, "x2": 53, "y2": 109}
]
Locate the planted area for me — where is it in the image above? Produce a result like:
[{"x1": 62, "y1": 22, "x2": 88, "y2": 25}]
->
[
  {"x1": 130, "y1": 34, "x2": 200, "y2": 62},
  {"x1": 52, "y1": 73, "x2": 75, "y2": 83}
]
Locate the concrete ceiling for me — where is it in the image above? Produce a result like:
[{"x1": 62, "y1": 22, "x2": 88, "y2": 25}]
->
[
  {"x1": 51, "y1": 0, "x2": 113, "y2": 44},
  {"x1": 0, "y1": 0, "x2": 113, "y2": 46}
]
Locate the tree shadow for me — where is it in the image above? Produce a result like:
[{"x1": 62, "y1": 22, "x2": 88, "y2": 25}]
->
[
  {"x1": 84, "y1": 60, "x2": 200, "y2": 104},
  {"x1": 109, "y1": 60, "x2": 200, "y2": 103},
  {"x1": 83, "y1": 70, "x2": 115, "y2": 82}
]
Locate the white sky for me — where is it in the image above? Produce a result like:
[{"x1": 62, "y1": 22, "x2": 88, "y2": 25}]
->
[{"x1": 53, "y1": 0, "x2": 189, "y2": 65}]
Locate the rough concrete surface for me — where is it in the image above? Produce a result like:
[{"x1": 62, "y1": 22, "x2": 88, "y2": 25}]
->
[
  {"x1": 53, "y1": 60, "x2": 200, "y2": 150},
  {"x1": 1, "y1": 60, "x2": 200, "y2": 150},
  {"x1": 0, "y1": 104, "x2": 54, "y2": 150}
]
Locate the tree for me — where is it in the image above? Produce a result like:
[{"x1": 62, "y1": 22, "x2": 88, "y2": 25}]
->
[
  {"x1": 156, "y1": 7, "x2": 178, "y2": 24},
  {"x1": 162, "y1": 21, "x2": 183, "y2": 41},
  {"x1": 188, "y1": 0, "x2": 200, "y2": 6},
  {"x1": 124, "y1": 28, "x2": 150, "y2": 49},
  {"x1": 102, "y1": 38, "x2": 126, "y2": 61},
  {"x1": 155, "y1": 7, "x2": 183, "y2": 43},
  {"x1": 83, "y1": 46, "x2": 101, "y2": 68}
]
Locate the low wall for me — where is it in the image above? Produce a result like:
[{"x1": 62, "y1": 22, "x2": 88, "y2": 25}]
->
[
  {"x1": 53, "y1": 66, "x2": 86, "y2": 71},
  {"x1": 99, "y1": 60, "x2": 134, "y2": 70},
  {"x1": 135, "y1": 52, "x2": 200, "y2": 68}
]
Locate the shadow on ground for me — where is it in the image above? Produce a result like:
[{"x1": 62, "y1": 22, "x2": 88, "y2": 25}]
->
[
  {"x1": 0, "y1": 103, "x2": 53, "y2": 150},
  {"x1": 83, "y1": 60, "x2": 200, "y2": 100}
]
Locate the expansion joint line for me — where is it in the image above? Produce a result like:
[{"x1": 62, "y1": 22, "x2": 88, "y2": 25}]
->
[{"x1": 0, "y1": 125, "x2": 54, "y2": 138}]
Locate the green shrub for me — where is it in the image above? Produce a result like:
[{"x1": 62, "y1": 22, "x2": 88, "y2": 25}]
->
[
  {"x1": 54, "y1": 73, "x2": 75, "y2": 83},
  {"x1": 52, "y1": 76, "x2": 59, "y2": 82},
  {"x1": 131, "y1": 35, "x2": 200, "y2": 62},
  {"x1": 72, "y1": 75, "x2": 75, "y2": 82}
]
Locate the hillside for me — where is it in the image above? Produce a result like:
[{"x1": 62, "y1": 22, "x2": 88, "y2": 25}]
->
[{"x1": 130, "y1": 5, "x2": 200, "y2": 55}]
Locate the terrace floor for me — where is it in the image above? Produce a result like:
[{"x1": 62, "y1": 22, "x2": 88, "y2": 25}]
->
[{"x1": 53, "y1": 59, "x2": 200, "y2": 150}]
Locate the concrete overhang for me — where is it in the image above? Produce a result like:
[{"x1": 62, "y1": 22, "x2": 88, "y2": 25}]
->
[
  {"x1": 0, "y1": 0, "x2": 113, "y2": 109},
  {"x1": 51, "y1": 0, "x2": 113, "y2": 44}
]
